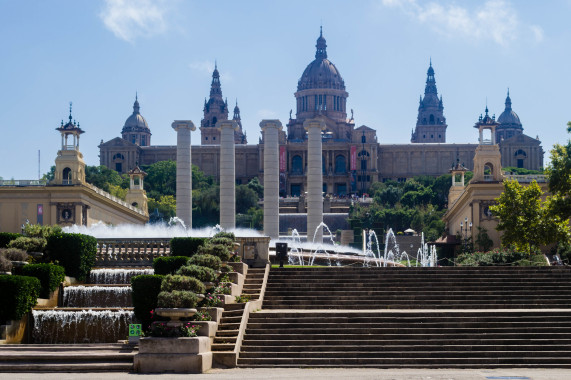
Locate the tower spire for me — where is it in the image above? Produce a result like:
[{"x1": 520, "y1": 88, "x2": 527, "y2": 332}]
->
[{"x1": 315, "y1": 27, "x2": 327, "y2": 60}]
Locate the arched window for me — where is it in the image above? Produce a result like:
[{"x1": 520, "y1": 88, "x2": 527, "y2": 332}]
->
[
  {"x1": 113, "y1": 153, "x2": 125, "y2": 160},
  {"x1": 484, "y1": 163, "x2": 494, "y2": 181},
  {"x1": 429, "y1": 114, "x2": 435, "y2": 124},
  {"x1": 212, "y1": 117, "x2": 217, "y2": 127},
  {"x1": 62, "y1": 167, "x2": 72, "y2": 185},
  {"x1": 292, "y1": 155, "x2": 303, "y2": 175},
  {"x1": 514, "y1": 149, "x2": 527, "y2": 169},
  {"x1": 335, "y1": 155, "x2": 347, "y2": 174},
  {"x1": 514, "y1": 149, "x2": 527, "y2": 157}
]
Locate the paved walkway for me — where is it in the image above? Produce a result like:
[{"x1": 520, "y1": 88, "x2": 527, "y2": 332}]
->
[{"x1": 3, "y1": 368, "x2": 571, "y2": 380}]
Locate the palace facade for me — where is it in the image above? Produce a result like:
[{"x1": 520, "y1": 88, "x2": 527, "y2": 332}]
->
[{"x1": 99, "y1": 30, "x2": 543, "y2": 196}]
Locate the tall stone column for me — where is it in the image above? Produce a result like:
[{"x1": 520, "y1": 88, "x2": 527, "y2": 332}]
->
[
  {"x1": 304, "y1": 118, "x2": 326, "y2": 243},
  {"x1": 260, "y1": 119, "x2": 282, "y2": 239},
  {"x1": 218, "y1": 120, "x2": 238, "y2": 230},
  {"x1": 172, "y1": 120, "x2": 196, "y2": 228}
]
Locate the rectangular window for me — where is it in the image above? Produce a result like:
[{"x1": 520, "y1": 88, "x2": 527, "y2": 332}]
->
[
  {"x1": 323, "y1": 95, "x2": 326, "y2": 110},
  {"x1": 315, "y1": 95, "x2": 318, "y2": 110}
]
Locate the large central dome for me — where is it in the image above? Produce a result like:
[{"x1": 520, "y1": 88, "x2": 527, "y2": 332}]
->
[{"x1": 297, "y1": 29, "x2": 345, "y2": 91}]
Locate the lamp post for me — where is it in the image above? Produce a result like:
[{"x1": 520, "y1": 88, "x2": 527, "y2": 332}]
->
[{"x1": 460, "y1": 217, "x2": 472, "y2": 253}]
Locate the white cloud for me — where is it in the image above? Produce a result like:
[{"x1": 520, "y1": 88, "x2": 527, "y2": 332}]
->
[
  {"x1": 530, "y1": 25, "x2": 544, "y2": 43},
  {"x1": 380, "y1": 0, "x2": 535, "y2": 46},
  {"x1": 100, "y1": 0, "x2": 171, "y2": 43},
  {"x1": 257, "y1": 109, "x2": 278, "y2": 119}
]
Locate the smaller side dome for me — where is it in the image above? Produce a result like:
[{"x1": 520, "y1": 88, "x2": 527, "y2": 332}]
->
[{"x1": 497, "y1": 90, "x2": 522, "y2": 129}]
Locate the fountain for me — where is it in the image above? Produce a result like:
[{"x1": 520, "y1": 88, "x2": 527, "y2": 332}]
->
[
  {"x1": 89, "y1": 268, "x2": 154, "y2": 284},
  {"x1": 308, "y1": 222, "x2": 339, "y2": 266},
  {"x1": 63, "y1": 286, "x2": 132, "y2": 308},
  {"x1": 287, "y1": 229, "x2": 304, "y2": 266},
  {"x1": 416, "y1": 232, "x2": 438, "y2": 267}
]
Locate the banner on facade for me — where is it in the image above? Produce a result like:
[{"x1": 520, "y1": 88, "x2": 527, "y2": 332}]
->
[
  {"x1": 279, "y1": 146, "x2": 286, "y2": 172},
  {"x1": 350, "y1": 146, "x2": 357, "y2": 171},
  {"x1": 37, "y1": 204, "x2": 43, "y2": 225}
]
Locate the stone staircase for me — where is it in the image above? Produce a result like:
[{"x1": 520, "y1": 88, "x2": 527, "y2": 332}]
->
[
  {"x1": 237, "y1": 266, "x2": 571, "y2": 368},
  {"x1": 212, "y1": 268, "x2": 266, "y2": 361},
  {"x1": 0, "y1": 344, "x2": 136, "y2": 371}
]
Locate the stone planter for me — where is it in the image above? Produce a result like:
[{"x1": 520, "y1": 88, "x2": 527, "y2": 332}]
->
[
  {"x1": 134, "y1": 336, "x2": 212, "y2": 373},
  {"x1": 197, "y1": 307, "x2": 223, "y2": 323},
  {"x1": 155, "y1": 308, "x2": 197, "y2": 322},
  {"x1": 11, "y1": 261, "x2": 28, "y2": 269},
  {"x1": 227, "y1": 261, "x2": 247, "y2": 275}
]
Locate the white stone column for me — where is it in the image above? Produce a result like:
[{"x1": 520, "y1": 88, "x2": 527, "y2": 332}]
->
[
  {"x1": 172, "y1": 120, "x2": 196, "y2": 228},
  {"x1": 304, "y1": 118, "x2": 326, "y2": 243},
  {"x1": 260, "y1": 119, "x2": 282, "y2": 239},
  {"x1": 218, "y1": 120, "x2": 238, "y2": 230}
]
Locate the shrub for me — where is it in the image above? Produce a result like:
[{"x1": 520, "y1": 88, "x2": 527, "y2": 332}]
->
[
  {"x1": 170, "y1": 237, "x2": 208, "y2": 257},
  {"x1": 131, "y1": 274, "x2": 164, "y2": 329},
  {"x1": 161, "y1": 275, "x2": 206, "y2": 294},
  {"x1": 197, "y1": 244, "x2": 231, "y2": 261},
  {"x1": 45, "y1": 233, "x2": 96, "y2": 281},
  {"x1": 213, "y1": 231, "x2": 235, "y2": 241},
  {"x1": 18, "y1": 263, "x2": 65, "y2": 298},
  {"x1": 148, "y1": 321, "x2": 200, "y2": 337},
  {"x1": 176, "y1": 265, "x2": 217, "y2": 283},
  {"x1": 1, "y1": 248, "x2": 28, "y2": 262},
  {"x1": 0, "y1": 232, "x2": 21, "y2": 248},
  {"x1": 189, "y1": 254, "x2": 221, "y2": 270},
  {"x1": 23, "y1": 224, "x2": 62, "y2": 239},
  {"x1": 456, "y1": 248, "x2": 541, "y2": 267},
  {"x1": 200, "y1": 292, "x2": 223, "y2": 307},
  {"x1": 209, "y1": 237, "x2": 233, "y2": 247},
  {"x1": 0, "y1": 275, "x2": 40, "y2": 321},
  {"x1": 192, "y1": 310, "x2": 212, "y2": 321},
  {"x1": 8, "y1": 237, "x2": 47, "y2": 253},
  {"x1": 0, "y1": 256, "x2": 12, "y2": 273},
  {"x1": 220, "y1": 264, "x2": 232, "y2": 273},
  {"x1": 153, "y1": 256, "x2": 189, "y2": 275},
  {"x1": 157, "y1": 290, "x2": 199, "y2": 308}
]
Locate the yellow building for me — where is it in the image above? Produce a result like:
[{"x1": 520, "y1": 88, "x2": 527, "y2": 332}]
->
[{"x1": 0, "y1": 106, "x2": 148, "y2": 233}]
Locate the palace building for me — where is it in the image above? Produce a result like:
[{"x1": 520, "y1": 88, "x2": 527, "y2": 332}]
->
[{"x1": 99, "y1": 30, "x2": 543, "y2": 196}]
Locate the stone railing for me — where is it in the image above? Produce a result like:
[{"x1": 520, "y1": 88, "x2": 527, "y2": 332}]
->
[
  {"x1": 0, "y1": 179, "x2": 47, "y2": 186},
  {"x1": 504, "y1": 174, "x2": 548, "y2": 183},
  {"x1": 85, "y1": 183, "x2": 146, "y2": 216},
  {"x1": 96, "y1": 238, "x2": 171, "y2": 266}
]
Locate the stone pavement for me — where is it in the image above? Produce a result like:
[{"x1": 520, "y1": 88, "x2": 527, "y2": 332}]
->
[{"x1": 2, "y1": 368, "x2": 571, "y2": 380}]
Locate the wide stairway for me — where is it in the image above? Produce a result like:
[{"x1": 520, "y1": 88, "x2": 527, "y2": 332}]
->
[{"x1": 238, "y1": 266, "x2": 571, "y2": 368}]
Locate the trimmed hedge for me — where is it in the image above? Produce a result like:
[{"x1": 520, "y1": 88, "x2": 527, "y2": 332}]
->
[
  {"x1": 176, "y1": 265, "x2": 218, "y2": 283},
  {"x1": 0, "y1": 275, "x2": 40, "y2": 321},
  {"x1": 0, "y1": 256, "x2": 12, "y2": 273},
  {"x1": 7, "y1": 237, "x2": 46, "y2": 253},
  {"x1": 153, "y1": 256, "x2": 189, "y2": 275},
  {"x1": 131, "y1": 274, "x2": 164, "y2": 330},
  {"x1": 212, "y1": 231, "x2": 235, "y2": 241},
  {"x1": 189, "y1": 254, "x2": 221, "y2": 270},
  {"x1": 197, "y1": 244, "x2": 231, "y2": 261},
  {"x1": 17, "y1": 263, "x2": 65, "y2": 298},
  {"x1": 160, "y1": 275, "x2": 206, "y2": 294},
  {"x1": 1, "y1": 248, "x2": 28, "y2": 262},
  {"x1": 170, "y1": 237, "x2": 208, "y2": 257},
  {"x1": 45, "y1": 233, "x2": 97, "y2": 281},
  {"x1": 0, "y1": 232, "x2": 21, "y2": 248},
  {"x1": 157, "y1": 290, "x2": 199, "y2": 308},
  {"x1": 209, "y1": 237, "x2": 234, "y2": 247}
]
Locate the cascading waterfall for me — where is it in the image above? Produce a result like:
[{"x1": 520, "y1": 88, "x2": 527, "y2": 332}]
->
[
  {"x1": 32, "y1": 309, "x2": 133, "y2": 344},
  {"x1": 63, "y1": 286, "x2": 132, "y2": 308},
  {"x1": 89, "y1": 268, "x2": 154, "y2": 284}
]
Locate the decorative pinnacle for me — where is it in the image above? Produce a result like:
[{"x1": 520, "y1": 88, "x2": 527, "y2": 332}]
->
[{"x1": 69, "y1": 102, "x2": 73, "y2": 122}]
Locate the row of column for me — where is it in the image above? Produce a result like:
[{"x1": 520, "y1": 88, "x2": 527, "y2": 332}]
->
[{"x1": 173, "y1": 118, "x2": 326, "y2": 242}]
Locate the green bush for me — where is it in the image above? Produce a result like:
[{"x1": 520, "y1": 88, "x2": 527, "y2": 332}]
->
[
  {"x1": 131, "y1": 274, "x2": 164, "y2": 329},
  {"x1": 197, "y1": 244, "x2": 231, "y2": 261},
  {"x1": 0, "y1": 248, "x2": 28, "y2": 262},
  {"x1": 0, "y1": 256, "x2": 12, "y2": 273},
  {"x1": 157, "y1": 290, "x2": 199, "y2": 308},
  {"x1": 22, "y1": 224, "x2": 62, "y2": 239},
  {"x1": 153, "y1": 256, "x2": 189, "y2": 275},
  {"x1": 45, "y1": 233, "x2": 97, "y2": 281},
  {"x1": 170, "y1": 237, "x2": 208, "y2": 257},
  {"x1": 0, "y1": 232, "x2": 21, "y2": 248},
  {"x1": 176, "y1": 265, "x2": 218, "y2": 282},
  {"x1": 17, "y1": 263, "x2": 65, "y2": 298},
  {"x1": 209, "y1": 237, "x2": 233, "y2": 247},
  {"x1": 0, "y1": 275, "x2": 40, "y2": 321},
  {"x1": 456, "y1": 248, "x2": 541, "y2": 266},
  {"x1": 189, "y1": 254, "x2": 221, "y2": 270},
  {"x1": 161, "y1": 275, "x2": 206, "y2": 294},
  {"x1": 8, "y1": 237, "x2": 47, "y2": 253},
  {"x1": 212, "y1": 231, "x2": 235, "y2": 241}
]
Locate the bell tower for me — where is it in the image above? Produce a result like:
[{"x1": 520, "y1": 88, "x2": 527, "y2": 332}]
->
[
  {"x1": 471, "y1": 107, "x2": 503, "y2": 183},
  {"x1": 200, "y1": 63, "x2": 229, "y2": 145},
  {"x1": 125, "y1": 166, "x2": 149, "y2": 215},
  {"x1": 411, "y1": 60, "x2": 447, "y2": 143},
  {"x1": 53, "y1": 103, "x2": 86, "y2": 185}
]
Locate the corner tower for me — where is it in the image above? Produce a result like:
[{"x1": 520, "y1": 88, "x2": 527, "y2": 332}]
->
[
  {"x1": 411, "y1": 60, "x2": 447, "y2": 143},
  {"x1": 200, "y1": 64, "x2": 229, "y2": 145},
  {"x1": 53, "y1": 103, "x2": 86, "y2": 185}
]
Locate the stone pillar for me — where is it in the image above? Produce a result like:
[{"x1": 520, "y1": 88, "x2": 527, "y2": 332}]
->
[
  {"x1": 218, "y1": 120, "x2": 238, "y2": 230},
  {"x1": 260, "y1": 119, "x2": 282, "y2": 239},
  {"x1": 304, "y1": 118, "x2": 326, "y2": 243},
  {"x1": 172, "y1": 120, "x2": 196, "y2": 228}
]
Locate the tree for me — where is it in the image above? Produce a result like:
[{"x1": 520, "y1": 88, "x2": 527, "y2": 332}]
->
[
  {"x1": 489, "y1": 179, "x2": 568, "y2": 254},
  {"x1": 85, "y1": 166, "x2": 127, "y2": 192},
  {"x1": 148, "y1": 195, "x2": 176, "y2": 223},
  {"x1": 247, "y1": 177, "x2": 264, "y2": 198},
  {"x1": 546, "y1": 121, "x2": 571, "y2": 220},
  {"x1": 141, "y1": 160, "x2": 177, "y2": 199}
]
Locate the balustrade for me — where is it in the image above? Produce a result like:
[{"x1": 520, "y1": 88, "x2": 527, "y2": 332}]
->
[{"x1": 96, "y1": 238, "x2": 171, "y2": 266}]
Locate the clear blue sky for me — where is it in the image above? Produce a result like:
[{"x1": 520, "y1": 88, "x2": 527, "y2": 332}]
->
[{"x1": 1, "y1": 0, "x2": 569, "y2": 180}]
